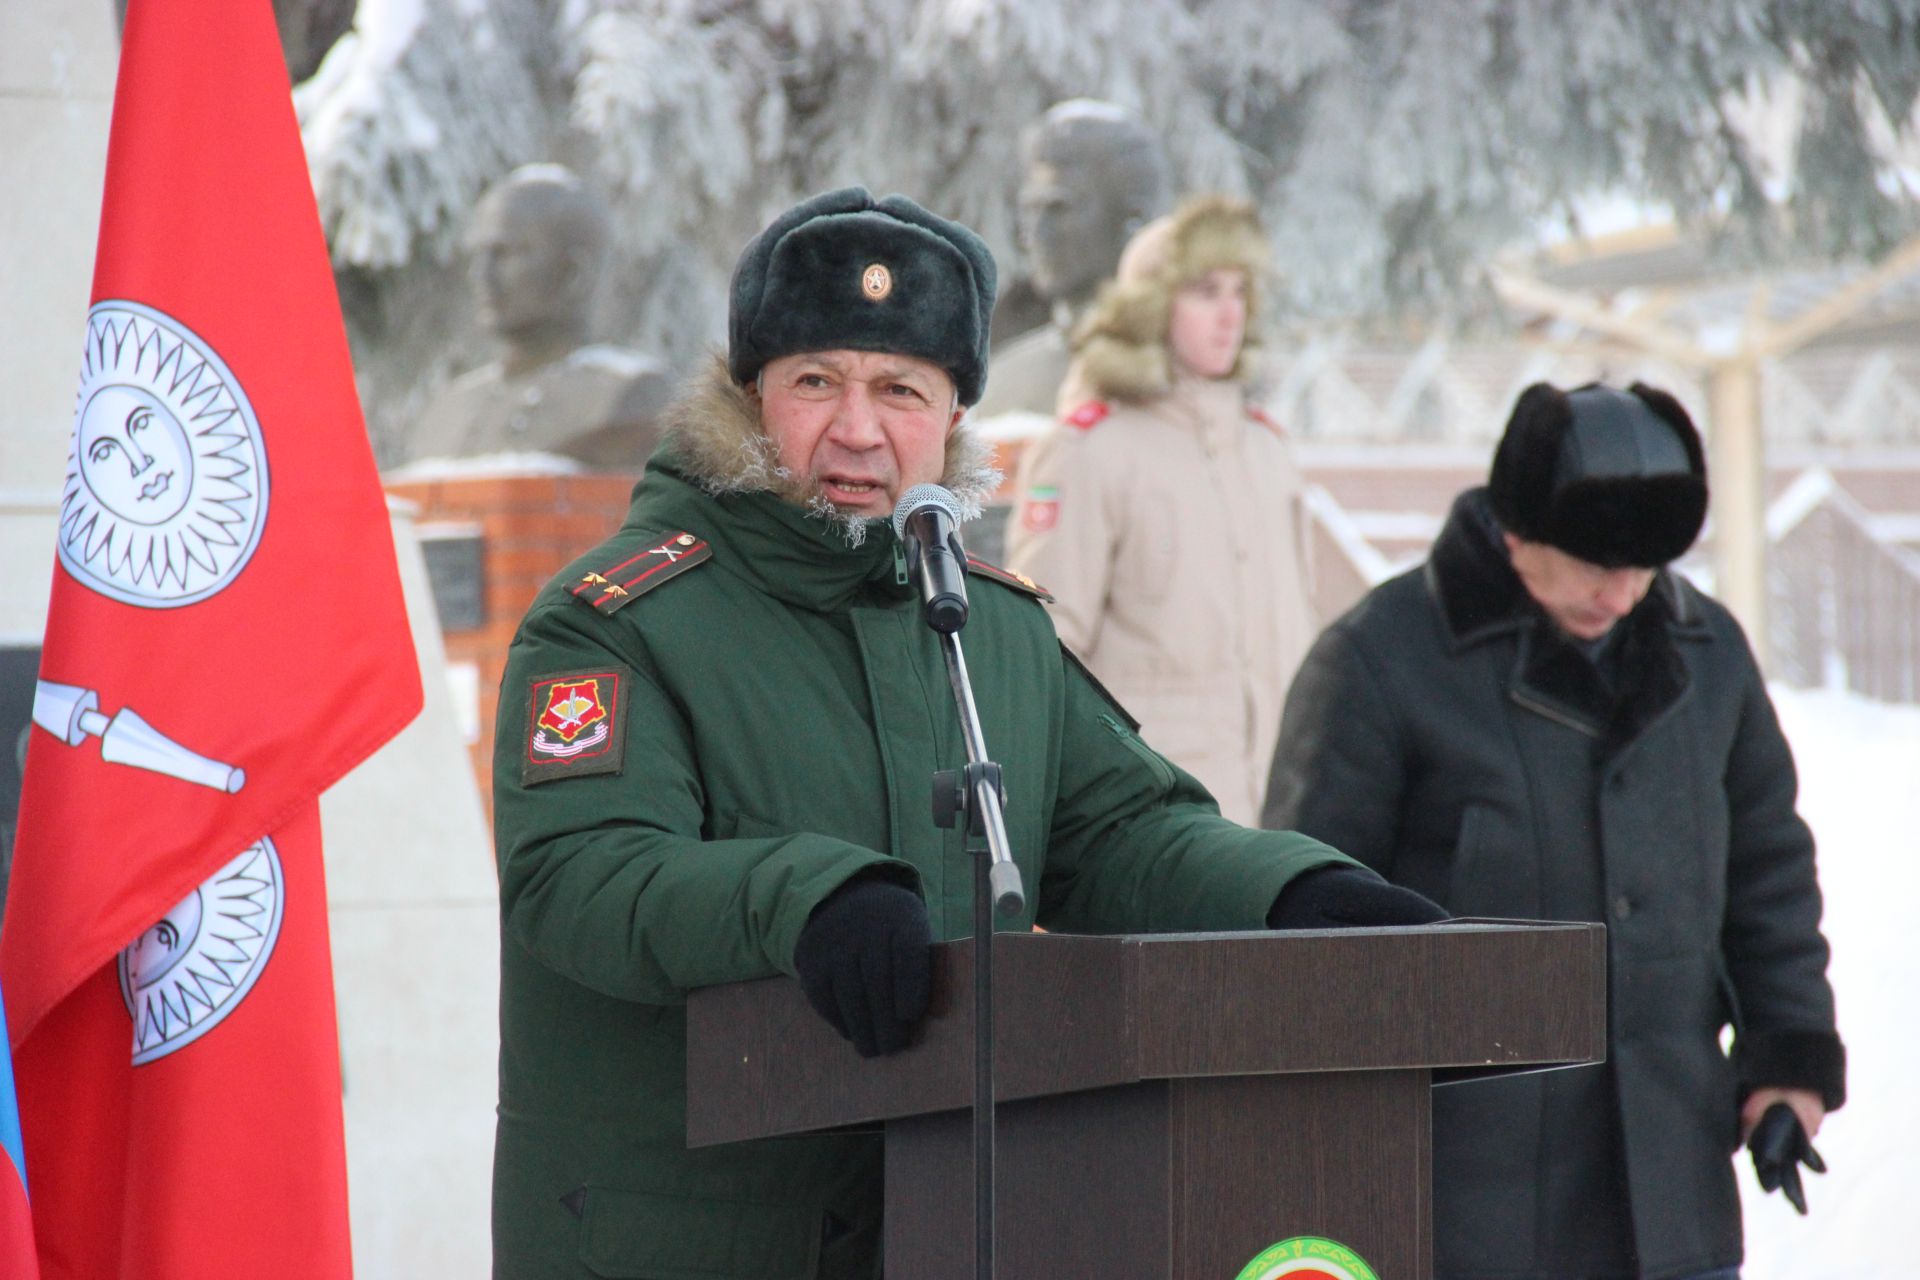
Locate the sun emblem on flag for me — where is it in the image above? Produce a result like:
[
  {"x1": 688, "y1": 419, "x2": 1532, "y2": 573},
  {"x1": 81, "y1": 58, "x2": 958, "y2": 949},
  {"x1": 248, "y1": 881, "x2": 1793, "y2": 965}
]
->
[
  {"x1": 118, "y1": 837, "x2": 285, "y2": 1065},
  {"x1": 59, "y1": 300, "x2": 270, "y2": 608}
]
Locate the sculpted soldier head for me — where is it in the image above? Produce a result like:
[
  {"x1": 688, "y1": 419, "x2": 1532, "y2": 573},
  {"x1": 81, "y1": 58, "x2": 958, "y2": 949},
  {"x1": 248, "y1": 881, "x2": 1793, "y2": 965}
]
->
[
  {"x1": 407, "y1": 162, "x2": 674, "y2": 466},
  {"x1": 1017, "y1": 101, "x2": 1172, "y2": 317},
  {"x1": 466, "y1": 164, "x2": 613, "y2": 371}
]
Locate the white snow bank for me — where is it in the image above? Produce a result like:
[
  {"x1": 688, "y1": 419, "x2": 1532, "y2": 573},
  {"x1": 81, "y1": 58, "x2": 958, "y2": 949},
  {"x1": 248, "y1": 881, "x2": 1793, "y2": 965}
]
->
[
  {"x1": 1742, "y1": 686, "x2": 1920, "y2": 1279},
  {"x1": 380, "y1": 451, "x2": 585, "y2": 482}
]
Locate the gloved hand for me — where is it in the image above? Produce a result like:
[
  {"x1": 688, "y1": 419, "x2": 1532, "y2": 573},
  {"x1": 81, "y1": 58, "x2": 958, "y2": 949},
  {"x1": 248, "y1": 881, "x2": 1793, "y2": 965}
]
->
[
  {"x1": 1267, "y1": 866, "x2": 1450, "y2": 929},
  {"x1": 793, "y1": 877, "x2": 932, "y2": 1058},
  {"x1": 1747, "y1": 1101, "x2": 1826, "y2": 1215}
]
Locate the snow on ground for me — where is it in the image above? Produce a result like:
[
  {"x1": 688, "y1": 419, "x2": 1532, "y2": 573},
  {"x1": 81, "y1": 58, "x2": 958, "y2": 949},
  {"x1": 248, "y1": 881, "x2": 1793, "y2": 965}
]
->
[{"x1": 1741, "y1": 687, "x2": 1920, "y2": 1280}]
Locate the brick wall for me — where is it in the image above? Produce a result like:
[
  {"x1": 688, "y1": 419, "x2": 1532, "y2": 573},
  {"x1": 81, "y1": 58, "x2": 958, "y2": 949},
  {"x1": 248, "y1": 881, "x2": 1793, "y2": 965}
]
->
[{"x1": 384, "y1": 472, "x2": 637, "y2": 824}]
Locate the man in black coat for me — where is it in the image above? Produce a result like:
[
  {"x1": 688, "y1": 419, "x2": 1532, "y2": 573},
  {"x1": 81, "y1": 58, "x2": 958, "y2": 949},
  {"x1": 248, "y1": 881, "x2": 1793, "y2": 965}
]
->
[{"x1": 1263, "y1": 382, "x2": 1845, "y2": 1280}]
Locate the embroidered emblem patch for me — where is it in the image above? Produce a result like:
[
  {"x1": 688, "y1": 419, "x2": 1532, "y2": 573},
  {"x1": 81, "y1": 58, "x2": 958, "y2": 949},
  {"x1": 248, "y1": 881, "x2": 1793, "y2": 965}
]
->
[
  {"x1": 1020, "y1": 485, "x2": 1060, "y2": 533},
  {"x1": 523, "y1": 667, "x2": 629, "y2": 785}
]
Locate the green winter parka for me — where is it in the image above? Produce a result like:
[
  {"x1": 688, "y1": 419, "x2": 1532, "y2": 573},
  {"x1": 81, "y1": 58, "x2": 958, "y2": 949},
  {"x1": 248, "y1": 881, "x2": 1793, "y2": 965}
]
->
[{"x1": 491, "y1": 364, "x2": 1354, "y2": 1279}]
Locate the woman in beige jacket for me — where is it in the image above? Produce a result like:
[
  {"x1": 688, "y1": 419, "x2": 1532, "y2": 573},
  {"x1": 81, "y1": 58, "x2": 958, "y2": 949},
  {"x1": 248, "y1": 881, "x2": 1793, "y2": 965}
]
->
[{"x1": 1005, "y1": 196, "x2": 1315, "y2": 825}]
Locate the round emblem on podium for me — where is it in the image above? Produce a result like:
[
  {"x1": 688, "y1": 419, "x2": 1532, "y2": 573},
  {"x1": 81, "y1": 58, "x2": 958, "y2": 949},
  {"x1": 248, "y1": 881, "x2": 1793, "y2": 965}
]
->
[
  {"x1": 1234, "y1": 1235, "x2": 1380, "y2": 1280},
  {"x1": 119, "y1": 837, "x2": 285, "y2": 1064},
  {"x1": 60, "y1": 300, "x2": 270, "y2": 607}
]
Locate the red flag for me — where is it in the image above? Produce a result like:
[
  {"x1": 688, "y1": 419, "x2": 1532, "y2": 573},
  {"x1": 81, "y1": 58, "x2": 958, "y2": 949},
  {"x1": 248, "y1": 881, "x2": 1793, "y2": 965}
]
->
[{"x1": 0, "y1": 1, "x2": 421, "y2": 1275}]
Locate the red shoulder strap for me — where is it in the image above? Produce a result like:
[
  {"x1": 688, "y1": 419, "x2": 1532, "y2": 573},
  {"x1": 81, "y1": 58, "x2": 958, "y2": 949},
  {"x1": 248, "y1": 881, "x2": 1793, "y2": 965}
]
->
[
  {"x1": 568, "y1": 531, "x2": 712, "y2": 615},
  {"x1": 1061, "y1": 400, "x2": 1111, "y2": 431},
  {"x1": 1246, "y1": 404, "x2": 1287, "y2": 439}
]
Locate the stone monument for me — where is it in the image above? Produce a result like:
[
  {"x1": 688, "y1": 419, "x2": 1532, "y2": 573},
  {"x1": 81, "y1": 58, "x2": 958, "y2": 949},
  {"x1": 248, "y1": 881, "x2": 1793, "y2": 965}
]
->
[
  {"x1": 409, "y1": 164, "x2": 670, "y2": 471},
  {"x1": 971, "y1": 101, "x2": 1172, "y2": 423}
]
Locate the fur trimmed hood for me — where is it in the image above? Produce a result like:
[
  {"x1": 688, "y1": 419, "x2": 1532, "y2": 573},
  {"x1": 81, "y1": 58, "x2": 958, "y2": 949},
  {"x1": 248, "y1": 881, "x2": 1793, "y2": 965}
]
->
[
  {"x1": 658, "y1": 355, "x2": 1001, "y2": 527},
  {"x1": 1067, "y1": 196, "x2": 1270, "y2": 405}
]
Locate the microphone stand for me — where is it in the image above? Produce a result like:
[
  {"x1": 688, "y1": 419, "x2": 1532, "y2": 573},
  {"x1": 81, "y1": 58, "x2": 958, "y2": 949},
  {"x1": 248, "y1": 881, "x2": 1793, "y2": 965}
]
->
[{"x1": 928, "y1": 594, "x2": 1026, "y2": 1280}]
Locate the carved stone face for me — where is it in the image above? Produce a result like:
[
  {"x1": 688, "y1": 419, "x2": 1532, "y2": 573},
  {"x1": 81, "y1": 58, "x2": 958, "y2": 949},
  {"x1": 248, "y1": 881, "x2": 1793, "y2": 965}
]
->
[
  {"x1": 467, "y1": 187, "x2": 584, "y2": 343},
  {"x1": 1017, "y1": 157, "x2": 1142, "y2": 307}
]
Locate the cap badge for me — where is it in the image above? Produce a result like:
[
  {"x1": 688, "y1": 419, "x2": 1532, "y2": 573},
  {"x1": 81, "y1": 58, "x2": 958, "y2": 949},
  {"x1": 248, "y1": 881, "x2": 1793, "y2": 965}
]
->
[{"x1": 861, "y1": 263, "x2": 893, "y2": 301}]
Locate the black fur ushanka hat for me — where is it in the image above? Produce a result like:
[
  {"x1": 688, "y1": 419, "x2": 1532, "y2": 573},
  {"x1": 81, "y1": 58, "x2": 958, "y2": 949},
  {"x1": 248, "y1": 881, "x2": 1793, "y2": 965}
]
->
[
  {"x1": 1488, "y1": 382, "x2": 1709, "y2": 568},
  {"x1": 727, "y1": 187, "x2": 997, "y2": 407}
]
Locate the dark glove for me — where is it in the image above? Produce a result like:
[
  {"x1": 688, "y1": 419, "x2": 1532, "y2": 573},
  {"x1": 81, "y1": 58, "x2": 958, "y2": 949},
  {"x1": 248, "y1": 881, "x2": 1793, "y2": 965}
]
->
[
  {"x1": 1267, "y1": 866, "x2": 1450, "y2": 929},
  {"x1": 1747, "y1": 1101, "x2": 1826, "y2": 1215},
  {"x1": 793, "y1": 877, "x2": 932, "y2": 1058}
]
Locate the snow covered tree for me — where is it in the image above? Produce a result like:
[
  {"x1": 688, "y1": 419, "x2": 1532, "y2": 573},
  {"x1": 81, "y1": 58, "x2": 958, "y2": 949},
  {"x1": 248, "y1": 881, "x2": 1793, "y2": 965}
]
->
[{"x1": 292, "y1": 0, "x2": 1920, "y2": 461}]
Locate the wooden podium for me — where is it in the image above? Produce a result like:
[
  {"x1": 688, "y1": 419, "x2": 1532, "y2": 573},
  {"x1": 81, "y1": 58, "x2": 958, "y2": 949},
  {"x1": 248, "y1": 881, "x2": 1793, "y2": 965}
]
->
[{"x1": 687, "y1": 924, "x2": 1604, "y2": 1279}]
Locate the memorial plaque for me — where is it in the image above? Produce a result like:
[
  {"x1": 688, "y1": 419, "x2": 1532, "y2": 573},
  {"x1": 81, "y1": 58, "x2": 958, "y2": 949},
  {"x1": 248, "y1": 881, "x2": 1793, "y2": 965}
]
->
[{"x1": 418, "y1": 522, "x2": 487, "y2": 632}]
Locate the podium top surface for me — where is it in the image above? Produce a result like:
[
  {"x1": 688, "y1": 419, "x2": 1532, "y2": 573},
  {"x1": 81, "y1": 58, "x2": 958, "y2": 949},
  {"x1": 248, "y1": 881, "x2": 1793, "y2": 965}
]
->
[{"x1": 686, "y1": 921, "x2": 1604, "y2": 1148}]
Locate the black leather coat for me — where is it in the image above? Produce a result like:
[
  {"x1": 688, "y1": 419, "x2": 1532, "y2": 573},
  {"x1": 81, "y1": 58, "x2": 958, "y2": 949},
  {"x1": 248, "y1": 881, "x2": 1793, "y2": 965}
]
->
[{"x1": 1263, "y1": 489, "x2": 1845, "y2": 1280}]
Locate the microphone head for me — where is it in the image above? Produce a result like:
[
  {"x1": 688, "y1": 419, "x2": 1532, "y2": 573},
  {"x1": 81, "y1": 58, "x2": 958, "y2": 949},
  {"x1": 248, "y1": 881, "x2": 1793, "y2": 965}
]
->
[{"x1": 891, "y1": 483, "x2": 962, "y2": 539}]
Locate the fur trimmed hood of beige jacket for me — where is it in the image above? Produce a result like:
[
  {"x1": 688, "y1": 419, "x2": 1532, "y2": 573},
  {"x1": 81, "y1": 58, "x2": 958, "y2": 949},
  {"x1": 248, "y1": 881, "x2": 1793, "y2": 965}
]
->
[{"x1": 1064, "y1": 196, "x2": 1270, "y2": 407}]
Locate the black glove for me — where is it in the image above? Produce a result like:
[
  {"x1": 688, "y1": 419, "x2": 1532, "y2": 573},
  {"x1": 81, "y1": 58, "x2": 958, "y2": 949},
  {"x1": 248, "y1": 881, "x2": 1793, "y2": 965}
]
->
[
  {"x1": 1747, "y1": 1101, "x2": 1826, "y2": 1215},
  {"x1": 1267, "y1": 866, "x2": 1450, "y2": 929},
  {"x1": 793, "y1": 877, "x2": 932, "y2": 1058}
]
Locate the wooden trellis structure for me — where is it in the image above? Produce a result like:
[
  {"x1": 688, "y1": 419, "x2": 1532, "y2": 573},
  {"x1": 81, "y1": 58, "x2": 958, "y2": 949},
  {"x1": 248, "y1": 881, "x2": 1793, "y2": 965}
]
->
[{"x1": 1487, "y1": 230, "x2": 1920, "y2": 668}]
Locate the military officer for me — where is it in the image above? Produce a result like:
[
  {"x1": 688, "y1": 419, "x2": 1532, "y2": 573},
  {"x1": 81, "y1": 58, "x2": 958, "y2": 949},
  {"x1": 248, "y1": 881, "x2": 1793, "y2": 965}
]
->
[{"x1": 490, "y1": 187, "x2": 1445, "y2": 1279}]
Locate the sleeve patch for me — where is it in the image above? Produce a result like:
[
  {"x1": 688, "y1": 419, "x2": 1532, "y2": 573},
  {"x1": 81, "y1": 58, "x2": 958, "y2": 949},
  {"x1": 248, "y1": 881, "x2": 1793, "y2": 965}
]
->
[
  {"x1": 1020, "y1": 484, "x2": 1060, "y2": 533},
  {"x1": 522, "y1": 665, "x2": 631, "y2": 786}
]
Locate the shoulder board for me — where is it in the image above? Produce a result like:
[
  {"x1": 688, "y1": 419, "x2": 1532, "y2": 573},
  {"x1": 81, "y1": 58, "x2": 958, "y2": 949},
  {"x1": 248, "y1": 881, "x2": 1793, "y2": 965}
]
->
[
  {"x1": 966, "y1": 556, "x2": 1054, "y2": 602},
  {"x1": 567, "y1": 530, "x2": 712, "y2": 615},
  {"x1": 1246, "y1": 404, "x2": 1287, "y2": 438},
  {"x1": 1061, "y1": 400, "x2": 1111, "y2": 431}
]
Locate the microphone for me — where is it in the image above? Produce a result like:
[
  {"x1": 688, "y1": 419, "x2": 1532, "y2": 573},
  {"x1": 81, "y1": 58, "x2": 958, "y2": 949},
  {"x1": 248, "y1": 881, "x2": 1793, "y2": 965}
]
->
[{"x1": 891, "y1": 483, "x2": 970, "y2": 633}]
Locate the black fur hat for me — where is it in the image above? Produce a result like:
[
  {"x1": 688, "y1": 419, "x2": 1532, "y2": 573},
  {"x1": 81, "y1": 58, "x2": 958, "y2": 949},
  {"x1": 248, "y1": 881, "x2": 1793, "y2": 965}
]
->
[
  {"x1": 1488, "y1": 382, "x2": 1709, "y2": 568},
  {"x1": 727, "y1": 187, "x2": 997, "y2": 407}
]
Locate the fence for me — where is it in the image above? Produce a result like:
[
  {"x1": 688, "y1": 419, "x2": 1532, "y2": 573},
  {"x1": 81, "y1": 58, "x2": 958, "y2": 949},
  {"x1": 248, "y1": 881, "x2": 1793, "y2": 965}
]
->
[
  {"x1": 1263, "y1": 338, "x2": 1920, "y2": 449},
  {"x1": 1767, "y1": 470, "x2": 1920, "y2": 704}
]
